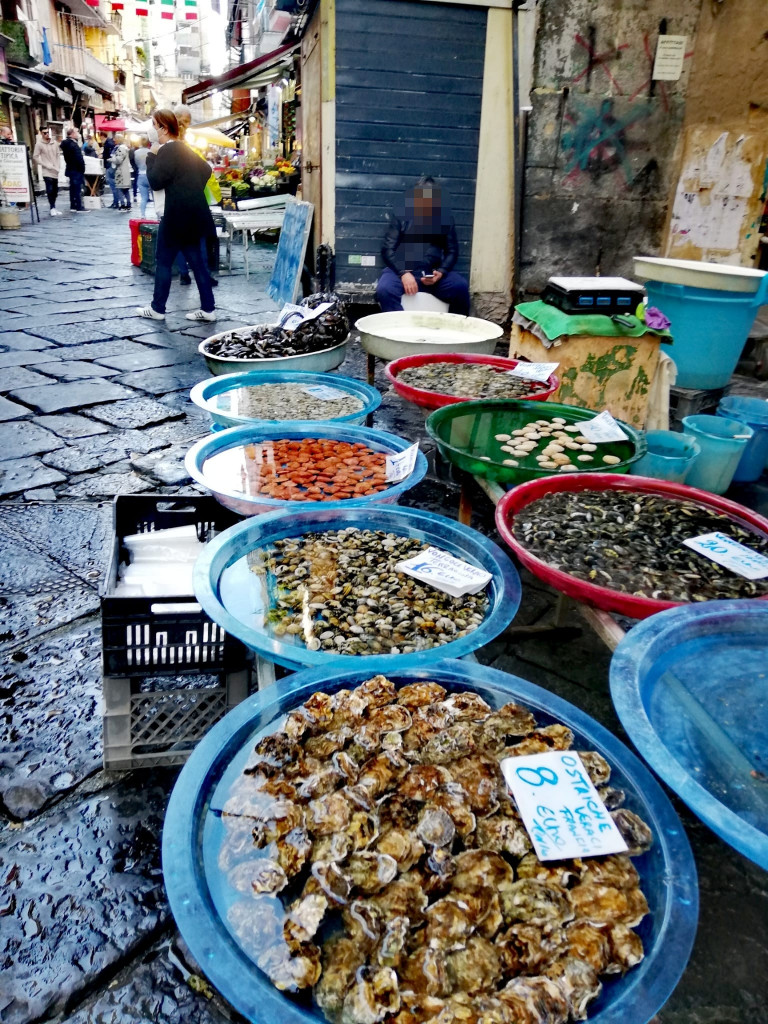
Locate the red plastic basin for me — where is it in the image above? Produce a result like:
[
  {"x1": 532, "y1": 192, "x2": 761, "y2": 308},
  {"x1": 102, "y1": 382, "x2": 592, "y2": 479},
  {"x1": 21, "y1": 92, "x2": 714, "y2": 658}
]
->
[
  {"x1": 495, "y1": 472, "x2": 768, "y2": 619},
  {"x1": 385, "y1": 353, "x2": 560, "y2": 411}
]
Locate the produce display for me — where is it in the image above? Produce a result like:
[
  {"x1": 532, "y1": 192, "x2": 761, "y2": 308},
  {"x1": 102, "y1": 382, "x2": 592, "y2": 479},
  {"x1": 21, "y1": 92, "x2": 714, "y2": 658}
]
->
[
  {"x1": 513, "y1": 490, "x2": 768, "y2": 602},
  {"x1": 205, "y1": 383, "x2": 364, "y2": 422},
  {"x1": 254, "y1": 528, "x2": 489, "y2": 655},
  {"x1": 396, "y1": 363, "x2": 550, "y2": 401},
  {"x1": 491, "y1": 419, "x2": 621, "y2": 472},
  {"x1": 218, "y1": 674, "x2": 653, "y2": 1023},
  {"x1": 204, "y1": 294, "x2": 350, "y2": 361},
  {"x1": 203, "y1": 439, "x2": 389, "y2": 502}
]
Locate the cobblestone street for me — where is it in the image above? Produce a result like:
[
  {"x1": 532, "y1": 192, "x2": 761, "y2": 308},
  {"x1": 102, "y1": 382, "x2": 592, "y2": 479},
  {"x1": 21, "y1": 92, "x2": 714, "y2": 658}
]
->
[{"x1": 0, "y1": 209, "x2": 767, "y2": 1024}]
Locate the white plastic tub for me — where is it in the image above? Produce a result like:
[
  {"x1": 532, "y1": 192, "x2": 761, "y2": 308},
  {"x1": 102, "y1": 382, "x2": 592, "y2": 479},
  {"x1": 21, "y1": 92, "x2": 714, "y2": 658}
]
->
[
  {"x1": 356, "y1": 311, "x2": 503, "y2": 360},
  {"x1": 634, "y1": 256, "x2": 767, "y2": 295}
]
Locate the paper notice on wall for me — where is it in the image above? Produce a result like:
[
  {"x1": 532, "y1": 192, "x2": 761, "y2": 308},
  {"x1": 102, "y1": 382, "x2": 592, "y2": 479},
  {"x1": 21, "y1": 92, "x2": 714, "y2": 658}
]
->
[{"x1": 652, "y1": 35, "x2": 686, "y2": 81}]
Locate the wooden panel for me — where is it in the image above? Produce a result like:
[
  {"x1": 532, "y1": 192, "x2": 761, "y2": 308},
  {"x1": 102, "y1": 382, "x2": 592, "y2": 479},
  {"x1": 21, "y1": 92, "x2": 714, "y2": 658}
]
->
[
  {"x1": 334, "y1": 0, "x2": 486, "y2": 286},
  {"x1": 301, "y1": 9, "x2": 322, "y2": 261}
]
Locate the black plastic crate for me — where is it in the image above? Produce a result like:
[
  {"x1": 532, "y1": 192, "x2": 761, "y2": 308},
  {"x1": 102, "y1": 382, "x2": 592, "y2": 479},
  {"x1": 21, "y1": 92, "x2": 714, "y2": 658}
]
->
[
  {"x1": 101, "y1": 494, "x2": 246, "y2": 678},
  {"x1": 139, "y1": 222, "x2": 158, "y2": 275}
]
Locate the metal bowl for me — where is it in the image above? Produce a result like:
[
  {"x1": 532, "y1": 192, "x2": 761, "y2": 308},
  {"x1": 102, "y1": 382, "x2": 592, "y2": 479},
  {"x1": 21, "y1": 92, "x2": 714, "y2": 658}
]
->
[
  {"x1": 199, "y1": 327, "x2": 349, "y2": 376},
  {"x1": 356, "y1": 311, "x2": 503, "y2": 360}
]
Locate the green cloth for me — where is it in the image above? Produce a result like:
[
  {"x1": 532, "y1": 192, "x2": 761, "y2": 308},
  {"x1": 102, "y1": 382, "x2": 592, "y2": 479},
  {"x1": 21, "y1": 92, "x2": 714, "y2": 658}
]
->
[{"x1": 515, "y1": 300, "x2": 672, "y2": 343}]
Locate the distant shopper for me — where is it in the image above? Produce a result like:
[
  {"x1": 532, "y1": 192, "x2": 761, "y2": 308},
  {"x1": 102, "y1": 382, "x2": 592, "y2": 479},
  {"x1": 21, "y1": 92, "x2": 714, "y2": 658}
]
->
[
  {"x1": 136, "y1": 107, "x2": 215, "y2": 323},
  {"x1": 376, "y1": 175, "x2": 470, "y2": 315},
  {"x1": 61, "y1": 128, "x2": 86, "y2": 213},
  {"x1": 0, "y1": 126, "x2": 14, "y2": 144},
  {"x1": 134, "y1": 136, "x2": 152, "y2": 217},
  {"x1": 33, "y1": 127, "x2": 62, "y2": 217},
  {"x1": 111, "y1": 133, "x2": 132, "y2": 211},
  {"x1": 103, "y1": 133, "x2": 119, "y2": 208},
  {"x1": 82, "y1": 137, "x2": 98, "y2": 157}
]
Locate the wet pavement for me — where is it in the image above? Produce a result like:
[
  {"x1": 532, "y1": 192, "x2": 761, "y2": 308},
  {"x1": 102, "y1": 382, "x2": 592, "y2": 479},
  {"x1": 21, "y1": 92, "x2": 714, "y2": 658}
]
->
[{"x1": 1, "y1": 207, "x2": 767, "y2": 1024}]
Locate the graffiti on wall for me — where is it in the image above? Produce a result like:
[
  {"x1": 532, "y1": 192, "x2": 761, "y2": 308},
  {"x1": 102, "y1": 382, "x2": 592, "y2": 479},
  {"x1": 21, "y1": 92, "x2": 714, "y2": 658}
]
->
[{"x1": 561, "y1": 98, "x2": 653, "y2": 185}]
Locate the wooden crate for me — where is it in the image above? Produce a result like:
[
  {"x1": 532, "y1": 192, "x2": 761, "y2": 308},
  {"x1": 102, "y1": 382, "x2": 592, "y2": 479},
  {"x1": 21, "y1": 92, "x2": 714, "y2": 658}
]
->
[{"x1": 510, "y1": 325, "x2": 663, "y2": 429}]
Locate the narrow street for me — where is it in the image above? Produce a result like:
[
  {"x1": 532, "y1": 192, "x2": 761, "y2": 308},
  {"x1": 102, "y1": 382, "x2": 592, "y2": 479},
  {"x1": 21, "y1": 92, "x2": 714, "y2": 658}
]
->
[{"x1": 0, "y1": 209, "x2": 767, "y2": 1024}]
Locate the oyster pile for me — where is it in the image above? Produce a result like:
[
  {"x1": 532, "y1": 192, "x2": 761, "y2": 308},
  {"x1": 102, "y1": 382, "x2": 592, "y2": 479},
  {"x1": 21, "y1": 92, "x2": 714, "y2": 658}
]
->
[
  {"x1": 513, "y1": 490, "x2": 768, "y2": 602},
  {"x1": 205, "y1": 294, "x2": 350, "y2": 361},
  {"x1": 397, "y1": 363, "x2": 548, "y2": 401},
  {"x1": 219, "y1": 675, "x2": 653, "y2": 1024},
  {"x1": 256, "y1": 528, "x2": 489, "y2": 655}
]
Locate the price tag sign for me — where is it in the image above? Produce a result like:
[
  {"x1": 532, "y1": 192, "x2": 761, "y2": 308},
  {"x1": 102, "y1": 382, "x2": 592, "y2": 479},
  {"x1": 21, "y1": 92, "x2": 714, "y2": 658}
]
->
[
  {"x1": 501, "y1": 751, "x2": 628, "y2": 861},
  {"x1": 397, "y1": 546, "x2": 492, "y2": 597},
  {"x1": 579, "y1": 410, "x2": 628, "y2": 443},
  {"x1": 301, "y1": 385, "x2": 346, "y2": 401},
  {"x1": 277, "y1": 301, "x2": 334, "y2": 332},
  {"x1": 385, "y1": 442, "x2": 419, "y2": 483},
  {"x1": 683, "y1": 532, "x2": 768, "y2": 580},
  {"x1": 507, "y1": 362, "x2": 559, "y2": 383}
]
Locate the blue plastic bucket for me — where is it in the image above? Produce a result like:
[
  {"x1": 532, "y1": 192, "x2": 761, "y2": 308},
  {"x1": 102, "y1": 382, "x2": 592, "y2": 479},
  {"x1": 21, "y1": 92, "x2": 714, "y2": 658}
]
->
[
  {"x1": 681, "y1": 414, "x2": 753, "y2": 494},
  {"x1": 716, "y1": 395, "x2": 768, "y2": 483},
  {"x1": 630, "y1": 430, "x2": 700, "y2": 483},
  {"x1": 643, "y1": 278, "x2": 768, "y2": 389}
]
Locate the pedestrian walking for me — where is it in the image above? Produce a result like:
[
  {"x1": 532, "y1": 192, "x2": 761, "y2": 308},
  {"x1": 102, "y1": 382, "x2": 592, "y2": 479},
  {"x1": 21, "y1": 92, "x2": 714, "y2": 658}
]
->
[
  {"x1": 60, "y1": 128, "x2": 86, "y2": 213},
  {"x1": 173, "y1": 104, "x2": 219, "y2": 287},
  {"x1": 136, "y1": 108, "x2": 216, "y2": 323},
  {"x1": 111, "y1": 133, "x2": 132, "y2": 211},
  {"x1": 129, "y1": 141, "x2": 139, "y2": 202},
  {"x1": 33, "y1": 126, "x2": 63, "y2": 217},
  {"x1": 134, "y1": 136, "x2": 152, "y2": 217},
  {"x1": 102, "y1": 133, "x2": 119, "y2": 208}
]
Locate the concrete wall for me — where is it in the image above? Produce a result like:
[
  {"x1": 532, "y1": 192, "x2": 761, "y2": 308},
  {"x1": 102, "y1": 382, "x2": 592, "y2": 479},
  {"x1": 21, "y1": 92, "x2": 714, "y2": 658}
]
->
[
  {"x1": 663, "y1": 0, "x2": 768, "y2": 266},
  {"x1": 519, "y1": 0, "x2": 702, "y2": 296}
]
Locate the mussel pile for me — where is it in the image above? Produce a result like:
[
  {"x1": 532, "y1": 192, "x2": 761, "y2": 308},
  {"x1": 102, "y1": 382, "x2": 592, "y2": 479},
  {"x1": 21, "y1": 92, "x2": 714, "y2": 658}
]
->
[
  {"x1": 220, "y1": 675, "x2": 653, "y2": 1023},
  {"x1": 253, "y1": 527, "x2": 488, "y2": 655},
  {"x1": 397, "y1": 363, "x2": 548, "y2": 400},
  {"x1": 205, "y1": 293, "x2": 350, "y2": 360},
  {"x1": 514, "y1": 490, "x2": 768, "y2": 602}
]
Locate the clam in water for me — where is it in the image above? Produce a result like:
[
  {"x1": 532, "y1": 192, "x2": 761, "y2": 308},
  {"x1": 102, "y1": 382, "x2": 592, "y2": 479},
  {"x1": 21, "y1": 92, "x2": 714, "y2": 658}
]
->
[
  {"x1": 513, "y1": 490, "x2": 768, "y2": 602},
  {"x1": 397, "y1": 363, "x2": 550, "y2": 400},
  {"x1": 210, "y1": 383, "x2": 364, "y2": 422},
  {"x1": 219, "y1": 674, "x2": 652, "y2": 1023},
  {"x1": 254, "y1": 527, "x2": 489, "y2": 655},
  {"x1": 490, "y1": 418, "x2": 625, "y2": 472}
]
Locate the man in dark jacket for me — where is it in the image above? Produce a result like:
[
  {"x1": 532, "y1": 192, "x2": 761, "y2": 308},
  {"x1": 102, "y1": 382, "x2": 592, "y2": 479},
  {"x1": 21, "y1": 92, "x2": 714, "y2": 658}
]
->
[
  {"x1": 102, "y1": 133, "x2": 119, "y2": 208},
  {"x1": 375, "y1": 176, "x2": 470, "y2": 315},
  {"x1": 61, "y1": 128, "x2": 86, "y2": 212}
]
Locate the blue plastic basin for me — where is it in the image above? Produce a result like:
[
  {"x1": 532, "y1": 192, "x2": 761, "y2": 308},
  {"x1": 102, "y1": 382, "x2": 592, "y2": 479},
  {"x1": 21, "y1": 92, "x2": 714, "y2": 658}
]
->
[
  {"x1": 193, "y1": 505, "x2": 520, "y2": 670},
  {"x1": 185, "y1": 422, "x2": 428, "y2": 517},
  {"x1": 630, "y1": 430, "x2": 700, "y2": 483},
  {"x1": 716, "y1": 395, "x2": 768, "y2": 483},
  {"x1": 190, "y1": 370, "x2": 381, "y2": 429},
  {"x1": 163, "y1": 659, "x2": 698, "y2": 1024},
  {"x1": 681, "y1": 414, "x2": 753, "y2": 494},
  {"x1": 610, "y1": 600, "x2": 768, "y2": 870},
  {"x1": 643, "y1": 279, "x2": 768, "y2": 389}
]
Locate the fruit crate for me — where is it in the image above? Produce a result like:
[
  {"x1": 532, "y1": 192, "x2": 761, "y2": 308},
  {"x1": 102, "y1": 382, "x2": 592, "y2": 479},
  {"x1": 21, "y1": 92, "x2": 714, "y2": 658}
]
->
[
  {"x1": 100, "y1": 494, "x2": 252, "y2": 770},
  {"x1": 102, "y1": 669, "x2": 250, "y2": 771},
  {"x1": 669, "y1": 385, "x2": 725, "y2": 423}
]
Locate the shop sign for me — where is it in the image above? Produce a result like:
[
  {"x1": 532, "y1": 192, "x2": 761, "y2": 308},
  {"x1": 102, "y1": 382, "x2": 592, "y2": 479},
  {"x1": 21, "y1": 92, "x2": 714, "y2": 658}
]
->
[{"x1": 0, "y1": 144, "x2": 30, "y2": 202}]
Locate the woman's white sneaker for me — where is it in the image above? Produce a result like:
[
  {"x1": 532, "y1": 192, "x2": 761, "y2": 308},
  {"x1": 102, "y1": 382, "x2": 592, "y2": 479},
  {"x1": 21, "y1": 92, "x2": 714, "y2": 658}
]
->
[
  {"x1": 185, "y1": 310, "x2": 217, "y2": 322},
  {"x1": 136, "y1": 306, "x2": 166, "y2": 320}
]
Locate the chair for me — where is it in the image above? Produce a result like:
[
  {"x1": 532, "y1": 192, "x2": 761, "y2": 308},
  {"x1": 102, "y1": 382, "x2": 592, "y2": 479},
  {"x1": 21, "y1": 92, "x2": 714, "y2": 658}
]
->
[{"x1": 401, "y1": 291, "x2": 450, "y2": 314}]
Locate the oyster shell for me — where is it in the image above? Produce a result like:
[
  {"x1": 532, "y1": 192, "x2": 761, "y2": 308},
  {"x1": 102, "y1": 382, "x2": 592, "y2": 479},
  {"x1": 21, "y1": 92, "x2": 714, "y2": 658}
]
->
[
  {"x1": 497, "y1": 922, "x2": 566, "y2": 974},
  {"x1": 452, "y1": 850, "x2": 516, "y2": 894},
  {"x1": 346, "y1": 852, "x2": 399, "y2": 894},
  {"x1": 604, "y1": 923, "x2": 645, "y2": 974},
  {"x1": 422, "y1": 723, "x2": 478, "y2": 765},
  {"x1": 376, "y1": 828, "x2": 426, "y2": 872},
  {"x1": 341, "y1": 965, "x2": 400, "y2": 1024},
  {"x1": 448, "y1": 757, "x2": 502, "y2": 815},
  {"x1": 417, "y1": 806, "x2": 457, "y2": 849},
  {"x1": 369, "y1": 704, "x2": 414, "y2": 733},
  {"x1": 564, "y1": 921, "x2": 610, "y2": 974},
  {"x1": 432, "y1": 783, "x2": 477, "y2": 837},
  {"x1": 498, "y1": 976, "x2": 569, "y2": 1024},
  {"x1": 306, "y1": 859, "x2": 352, "y2": 906},
  {"x1": 442, "y1": 692, "x2": 492, "y2": 722},
  {"x1": 375, "y1": 874, "x2": 430, "y2": 923},
  {"x1": 316, "y1": 935, "x2": 366, "y2": 1019},
  {"x1": 343, "y1": 899, "x2": 385, "y2": 948},
  {"x1": 516, "y1": 853, "x2": 581, "y2": 889},
  {"x1": 569, "y1": 883, "x2": 648, "y2": 928},
  {"x1": 474, "y1": 814, "x2": 531, "y2": 858},
  {"x1": 258, "y1": 941, "x2": 322, "y2": 991},
  {"x1": 375, "y1": 915, "x2": 410, "y2": 968},
  {"x1": 579, "y1": 855, "x2": 639, "y2": 891},
  {"x1": 544, "y1": 957, "x2": 602, "y2": 1021},
  {"x1": 575, "y1": 751, "x2": 611, "y2": 787},
  {"x1": 500, "y1": 880, "x2": 574, "y2": 928},
  {"x1": 399, "y1": 945, "x2": 452, "y2": 998},
  {"x1": 396, "y1": 681, "x2": 448, "y2": 708},
  {"x1": 305, "y1": 728, "x2": 353, "y2": 759},
  {"x1": 358, "y1": 750, "x2": 409, "y2": 798},
  {"x1": 284, "y1": 893, "x2": 329, "y2": 945},
  {"x1": 611, "y1": 808, "x2": 654, "y2": 856},
  {"x1": 446, "y1": 935, "x2": 502, "y2": 994},
  {"x1": 399, "y1": 765, "x2": 454, "y2": 802},
  {"x1": 252, "y1": 799, "x2": 304, "y2": 848},
  {"x1": 425, "y1": 896, "x2": 476, "y2": 951},
  {"x1": 309, "y1": 792, "x2": 352, "y2": 835}
]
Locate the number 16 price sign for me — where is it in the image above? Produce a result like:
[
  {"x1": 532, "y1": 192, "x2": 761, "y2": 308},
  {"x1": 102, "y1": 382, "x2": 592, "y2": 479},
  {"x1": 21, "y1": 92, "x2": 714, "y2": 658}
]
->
[{"x1": 500, "y1": 751, "x2": 628, "y2": 861}]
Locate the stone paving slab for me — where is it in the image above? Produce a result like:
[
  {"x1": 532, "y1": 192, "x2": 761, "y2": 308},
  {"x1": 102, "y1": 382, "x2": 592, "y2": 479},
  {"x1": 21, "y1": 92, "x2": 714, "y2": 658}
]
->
[
  {"x1": 55, "y1": 340, "x2": 146, "y2": 362},
  {"x1": 0, "y1": 500, "x2": 112, "y2": 586},
  {"x1": 129, "y1": 330, "x2": 181, "y2": 349},
  {"x1": 60, "y1": 469, "x2": 154, "y2": 498},
  {"x1": 0, "y1": 332, "x2": 54, "y2": 351},
  {"x1": 0, "y1": 366, "x2": 58, "y2": 390},
  {"x1": 0, "y1": 776, "x2": 172, "y2": 1023},
  {"x1": 0, "y1": 620, "x2": 102, "y2": 819},
  {"x1": 0, "y1": 349, "x2": 61, "y2": 370},
  {"x1": 40, "y1": 360, "x2": 119, "y2": 381},
  {"x1": 33, "y1": 414, "x2": 110, "y2": 439},
  {"x1": 40, "y1": 428, "x2": 168, "y2": 470},
  {"x1": 0, "y1": 457, "x2": 67, "y2": 496},
  {"x1": 9, "y1": 380, "x2": 138, "y2": 414},
  {"x1": 0, "y1": 396, "x2": 30, "y2": 421},
  {"x1": 27, "y1": 324, "x2": 114, "y2": 346},
  {"x1": 112, "y1": 362, "x2": 207, "y2": 396},
  {"x1": 0, "y1": 422, "x2": 64, "y2": 461},
  {"x1": 87, "y1": 398, "x2": 185, "y2": 429},
  {"x1": 95, "y1": 346, "x2": 188, "y2": 372}
]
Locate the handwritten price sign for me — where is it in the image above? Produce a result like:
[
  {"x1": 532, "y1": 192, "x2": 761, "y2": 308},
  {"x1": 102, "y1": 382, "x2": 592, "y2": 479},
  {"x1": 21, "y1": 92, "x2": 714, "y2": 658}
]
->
[
  {"x1": 396, "y1": 546, "x2": 492, "y2": 598},
  {"x1": 683, "y1": 532, "x2": 768, "y2": 580},
  {"x1": 501, "y1": 751, "x2": 628, "y2": 860}
]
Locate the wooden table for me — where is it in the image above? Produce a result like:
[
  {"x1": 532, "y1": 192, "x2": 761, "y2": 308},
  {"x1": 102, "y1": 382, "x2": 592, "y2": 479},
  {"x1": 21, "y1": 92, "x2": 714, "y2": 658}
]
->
[{"x1": 223, "y1": 207, "x2": 286, "y2": 277}]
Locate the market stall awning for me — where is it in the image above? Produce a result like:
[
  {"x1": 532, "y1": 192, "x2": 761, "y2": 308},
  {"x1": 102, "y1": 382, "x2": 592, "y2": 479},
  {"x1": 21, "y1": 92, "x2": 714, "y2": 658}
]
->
[
  {"x1": 9, "y1": 69, "x2": 57, "y2": 98},
  {"x1": 182, "y1": 41, "x2": 299, "y2": 105},
  {"x1": 94, "y1": 113, "x2": 126, "y2": 132}
]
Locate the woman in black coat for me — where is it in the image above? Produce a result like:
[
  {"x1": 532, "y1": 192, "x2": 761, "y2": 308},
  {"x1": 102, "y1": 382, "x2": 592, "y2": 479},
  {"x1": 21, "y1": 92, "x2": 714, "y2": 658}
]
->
[{"x1": 136, "y1": 108, "x2": 216, "y2": 323}]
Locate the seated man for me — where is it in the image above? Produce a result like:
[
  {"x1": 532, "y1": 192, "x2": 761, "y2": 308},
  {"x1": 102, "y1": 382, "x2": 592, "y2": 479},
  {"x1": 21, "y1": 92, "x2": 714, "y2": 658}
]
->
[{"x1": 375, "y1": 176, "x2": 470, "y2": 315}]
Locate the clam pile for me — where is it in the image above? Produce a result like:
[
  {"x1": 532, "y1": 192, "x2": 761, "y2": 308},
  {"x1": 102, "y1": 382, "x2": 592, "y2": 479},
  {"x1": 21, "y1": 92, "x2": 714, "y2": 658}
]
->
[
  {"x1": 212, "y1": 383, "x2": 363, "y2": 422},
  {"x1": 397, "y1": 363, "x2": 548, "y2": 400},
  {"x1": 253, "y1": 528, "x2": 488, "y2": 655},
  {"x1": 219, "y1": 674, "x2": 653, "y2": 1023},
  {"x1": 489, "y1": 419, "x2": 624, "y2": 472},
  {"x1": 514, "y1": 490, "x2": 768, "y2": 602},
  {"x1": 205, "y1": 294, "x2": 349, "y2": 361}
]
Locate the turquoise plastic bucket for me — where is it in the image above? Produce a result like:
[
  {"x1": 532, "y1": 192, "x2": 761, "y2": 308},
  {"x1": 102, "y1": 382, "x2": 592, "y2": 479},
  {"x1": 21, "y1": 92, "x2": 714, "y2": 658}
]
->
[
  {"x1": 716, "y1": 395, "x2": 768, "y2": 482},
  {"x1": 643, "y1": 278, "x2": 768, "y2": 389},
  {"x1": 681, "y1": 414, "x2": 753, "y2": 494},
  {"x1": 631, "y1": 430, "x2": 700, "y2": 483}
]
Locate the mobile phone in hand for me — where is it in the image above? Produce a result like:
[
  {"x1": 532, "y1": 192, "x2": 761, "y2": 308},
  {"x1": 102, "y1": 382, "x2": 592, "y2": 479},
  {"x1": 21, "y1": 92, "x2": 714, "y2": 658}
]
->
[{"x1": 421, "y1": 272, "x2": 436, "y2": 284}]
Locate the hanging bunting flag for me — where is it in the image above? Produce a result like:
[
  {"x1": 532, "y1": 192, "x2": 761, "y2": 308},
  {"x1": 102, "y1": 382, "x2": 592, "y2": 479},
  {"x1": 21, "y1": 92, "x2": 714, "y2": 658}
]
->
[
  {"x1": 136, "y1": 3, "x2": 148, "y2": 13},
  {"x1": 111, "y1": 1, "x2": 124, "y2": 8},
  {"x1": 160, "y1": 0, "x2": 174, "y2": 18},
  {"x1": 84, "y1": 0, "x2": 100, "y2": 6},
  {"x1": 185, "y1": 0, "x2": 198, "y2": 19}
]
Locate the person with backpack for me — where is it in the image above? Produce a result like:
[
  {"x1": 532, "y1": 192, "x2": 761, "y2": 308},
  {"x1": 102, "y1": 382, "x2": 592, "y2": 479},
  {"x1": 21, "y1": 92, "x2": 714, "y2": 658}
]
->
[{"x1": 111, "y1": 133, "x2": 132, "y2": 211}]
